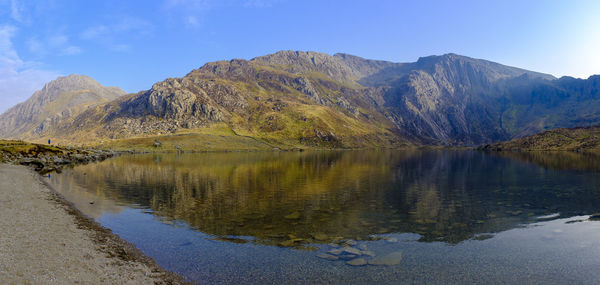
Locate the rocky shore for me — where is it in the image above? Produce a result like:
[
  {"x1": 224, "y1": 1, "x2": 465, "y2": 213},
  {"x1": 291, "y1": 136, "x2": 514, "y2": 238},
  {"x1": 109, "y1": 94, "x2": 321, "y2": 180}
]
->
[
  {"x1": 0, "y1": 164, "x2": 186, "y2": 284},
  {"x1": 0, "y1": 140, "x2": 119, "y2": 173},
  {"x1": 0, "y1": 140, "x2": 187, "y2": 283}
]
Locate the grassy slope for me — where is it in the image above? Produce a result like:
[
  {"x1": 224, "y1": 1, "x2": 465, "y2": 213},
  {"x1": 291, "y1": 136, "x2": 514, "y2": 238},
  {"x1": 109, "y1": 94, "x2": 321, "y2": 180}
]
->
[
  {"x1": 482, "y1": 126, "x2": 600, "y2": 152},
  {"x1": 0, "y1": 140, "x2": 67, "y2": 162},
  {"x1": 99, "y1": 123, "x2": 276, "y2": 152},
  {"x1": 41, "y1": 62, "x2": 408, "y2": 151}
]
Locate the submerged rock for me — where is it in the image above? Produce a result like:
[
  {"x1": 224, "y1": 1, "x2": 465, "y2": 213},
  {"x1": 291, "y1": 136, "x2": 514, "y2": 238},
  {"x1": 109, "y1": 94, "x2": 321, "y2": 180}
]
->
[
  {"x1": 385, "y1": 237, "x2": 398, "y2": 243},
  {"x1": 312, "y1": 232, "x2": 329, "y2": 241},
  {"x1": 316, "y1": 253, "x2": 338, "y2": 261},
  {"x1": 338, "y1": 254, "x2": 357, "y2": 260},
  {"x1": 346, "y1": 258, "x2": 367, "y2": 266},
  {"x1": 342, "y1": 247, "x2": 362, "y2": 256},
  {"x1": 327, "y1": 248, "x2": 343, "y2": 255},
  {"x1": 360, "y1": 250, "x2": 376, "y2": 257},
  {"x1": 368, "y1": 251, "x2": 402, "y2": 266},
  {"x1": 284, "y1": 211, "x2": 301, "y2": 219}
]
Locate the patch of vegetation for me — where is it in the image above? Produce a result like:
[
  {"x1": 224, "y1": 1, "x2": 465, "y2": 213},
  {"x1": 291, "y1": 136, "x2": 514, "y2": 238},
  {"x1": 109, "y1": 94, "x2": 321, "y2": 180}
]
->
[
  {"x1": 481, "y1": 126, "x2": 600, "y2": 153},
  {"x1": 0, "y1": 140, "x2": 66, "y2": 161}
]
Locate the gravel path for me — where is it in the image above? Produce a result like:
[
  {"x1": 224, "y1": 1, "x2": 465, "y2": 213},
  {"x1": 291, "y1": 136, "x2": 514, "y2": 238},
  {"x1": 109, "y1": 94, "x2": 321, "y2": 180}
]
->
[{"x1": 0, "y1": 164, "x2": 185, "y2": 284}]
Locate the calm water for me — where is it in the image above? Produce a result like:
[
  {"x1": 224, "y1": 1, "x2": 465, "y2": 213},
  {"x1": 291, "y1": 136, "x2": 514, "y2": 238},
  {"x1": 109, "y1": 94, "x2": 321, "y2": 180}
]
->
[{"x1": 47, "y1": 150, "x2": 600, "y2": 284}]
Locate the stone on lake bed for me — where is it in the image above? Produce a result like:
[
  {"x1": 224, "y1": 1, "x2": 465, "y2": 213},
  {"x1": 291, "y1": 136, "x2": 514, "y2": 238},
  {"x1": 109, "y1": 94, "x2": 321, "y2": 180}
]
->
[
  {"x1": 342, "y1": 247, "x2": 362, "y2": 255},
  {"x1": 338, "y1": 254, "x2": 357, "y2": 260},
  {"x1": 589, "y1": 213, "x2": 600, "y2": 220},
  {"x1": 278, "y1": 240, "x2": 296, "y2": 247},
  {"x1": 385, "y1": 237, "x2": 398, "y2": 243},
  {"x1": 328, "y1": 248, "x2": 343, "y2": 255},
  {"x1": 361, "y1": 250, "x2": 376, "y2": 257},
  {"x1": 368, "y1": 251, "x2": 402, "y2": 266},
  {"x1": 317, "y1": 253, "x2": 339, "y2": 261},
  {"x1": 346, "y1": 258, "x2": 367, "y2": 266},
  {"x1": 357, "y1": 244, "x2": 368, "y2": 250},
  {"x1": 284, "y1": 211, "x2": 301, "y2": 219},
  {"x1": 312, "y1": 232, "x2": 329, "y2": 241}
]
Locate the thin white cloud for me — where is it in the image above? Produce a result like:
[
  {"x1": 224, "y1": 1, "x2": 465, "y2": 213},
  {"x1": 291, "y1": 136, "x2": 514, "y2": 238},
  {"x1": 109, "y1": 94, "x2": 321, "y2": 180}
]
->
[
  {"x1": 0, "y1": 25, "x2": 61, "y2": 113},
  {"x1": 62, "y1": 45, "x2": 82, "y2": 55},
  {"x1": 162, "y1": 0, "x2": 281, "y2": 28},
  {"x1": 10, "y1": 0, "x2": 23, "y2": 22},
  {"x1": 80, "y1": 17, "x2": 153, "y2": 52},
  {"x1": 26, "y1": 33, "x2": 82, "y2": 57},
  {"x1": 81, "y1": 25, "x2": 109, "y2": 40},
  {"x1": 243, "y1": 0, "x2": 280, "y2": 8},
  {"x1": 48, "y1": 34, "x2": 68, "y2": 47}
]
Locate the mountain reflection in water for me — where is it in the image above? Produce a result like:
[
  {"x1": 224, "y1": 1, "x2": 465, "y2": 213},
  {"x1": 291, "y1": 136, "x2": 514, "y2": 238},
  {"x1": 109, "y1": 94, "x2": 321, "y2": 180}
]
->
[{"x1": 49, "y1": 150, "x2": 600, "y2": 247}]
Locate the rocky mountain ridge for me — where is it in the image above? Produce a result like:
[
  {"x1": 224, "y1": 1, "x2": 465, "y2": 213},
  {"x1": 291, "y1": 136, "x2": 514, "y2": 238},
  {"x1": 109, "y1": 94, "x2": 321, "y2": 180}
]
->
[
  {"x1": 0, "y1": 75, "x2": 125, "y2": 140},
  {"x1": 2, "y1": 51, "x2": 599, "y2": 149}
]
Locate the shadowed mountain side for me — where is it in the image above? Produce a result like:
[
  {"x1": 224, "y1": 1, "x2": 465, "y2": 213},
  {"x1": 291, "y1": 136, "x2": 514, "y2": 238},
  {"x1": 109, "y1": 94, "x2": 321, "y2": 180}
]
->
[{"x1": 5, "y1": 51, "x2": 600, "y2": 148}]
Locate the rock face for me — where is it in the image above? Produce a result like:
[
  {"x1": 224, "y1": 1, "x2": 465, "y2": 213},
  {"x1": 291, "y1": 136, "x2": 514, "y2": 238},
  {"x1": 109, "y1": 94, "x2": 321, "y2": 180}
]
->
[
  {"x1": 4, "y1": 51, "x2": 600, "y2": 147},
  {"x1": 0, "y1": 75, "x2": 125, "y2": 140}
]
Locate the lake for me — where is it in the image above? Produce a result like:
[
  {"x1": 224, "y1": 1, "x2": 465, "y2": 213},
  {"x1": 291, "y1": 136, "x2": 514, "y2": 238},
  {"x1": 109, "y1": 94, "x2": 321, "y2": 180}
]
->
[{"x1": 46, "y1": 150, "x2": 600, "y2": 284}]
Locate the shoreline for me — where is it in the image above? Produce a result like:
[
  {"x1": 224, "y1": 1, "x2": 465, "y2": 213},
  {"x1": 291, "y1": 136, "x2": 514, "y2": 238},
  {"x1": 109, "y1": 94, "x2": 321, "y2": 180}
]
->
[{"x1": 0, "y1": 164, "x2": 187, "y2": 284}]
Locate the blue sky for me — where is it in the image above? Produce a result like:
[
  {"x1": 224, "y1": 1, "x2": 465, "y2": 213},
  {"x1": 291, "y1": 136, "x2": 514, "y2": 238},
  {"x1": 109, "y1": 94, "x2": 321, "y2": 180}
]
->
[{"x1": 1, "y1": 0, "x2": 600, "y2": 113}]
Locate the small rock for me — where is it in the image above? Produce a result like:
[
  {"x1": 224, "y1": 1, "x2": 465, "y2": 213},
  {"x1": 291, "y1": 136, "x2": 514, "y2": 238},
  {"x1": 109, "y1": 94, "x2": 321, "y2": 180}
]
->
[
  {"x1": 368, "y1": 251, "x2": 402, "y2": 266},
  {"x1": 357, "y1": 244, "x2": 368, "y2": 251},
  {"x1": 346, "y1": 258, "x2": 367, "y2": 266},
  {"x1": 317, "y1": 253, "x2": 338, "y2": 261},
  {"x1": 344, "y1": 240, "x2": 357, "y2": 246}
]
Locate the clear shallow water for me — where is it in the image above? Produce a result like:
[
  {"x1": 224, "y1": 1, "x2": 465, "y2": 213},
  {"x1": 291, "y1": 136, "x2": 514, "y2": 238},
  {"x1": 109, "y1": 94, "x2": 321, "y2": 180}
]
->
[{"x1": 47, "y1": 150, "x2": 600, "y2": 284}]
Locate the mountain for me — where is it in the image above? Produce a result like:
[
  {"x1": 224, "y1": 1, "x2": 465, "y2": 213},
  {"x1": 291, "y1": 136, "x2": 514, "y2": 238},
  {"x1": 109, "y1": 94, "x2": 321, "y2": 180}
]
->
[
  {"x1": 0, "y1": 75, "x2": 125, "y2": 140},
  {"x1": 3, "y1": 51, "x2": 600, "y2": 149}
]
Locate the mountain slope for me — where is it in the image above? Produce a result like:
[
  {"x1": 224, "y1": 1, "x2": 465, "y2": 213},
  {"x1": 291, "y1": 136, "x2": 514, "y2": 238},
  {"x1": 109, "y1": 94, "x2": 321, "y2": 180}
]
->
[
  {"x1": 5, "y1": 51, "x2": 600, "y2": 149},
  {"x1": 52, "y1": 54, "x2": 405, "y2": 148},
  {"x1": 0, "y1": 75, "x2": 125, "y2": 140}
]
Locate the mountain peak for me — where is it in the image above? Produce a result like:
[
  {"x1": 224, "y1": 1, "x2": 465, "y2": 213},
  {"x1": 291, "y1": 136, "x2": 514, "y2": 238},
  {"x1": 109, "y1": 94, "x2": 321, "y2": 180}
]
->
[{"x1": 0, "y1": 74, "x2": 126, "y2": 139}]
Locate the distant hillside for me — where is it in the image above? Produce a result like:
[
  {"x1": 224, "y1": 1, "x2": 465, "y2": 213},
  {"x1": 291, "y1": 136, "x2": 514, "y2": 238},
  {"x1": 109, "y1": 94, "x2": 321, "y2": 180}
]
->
[
  {"x1": 480, "y1": 126, "x2": 600, "y2": 152},
  {"x1": 3, "y1": 51, "x2": 600, "y2": 149},
  {"x1": 0, "y1": 75, "x2": 125, "y2": 140}
]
